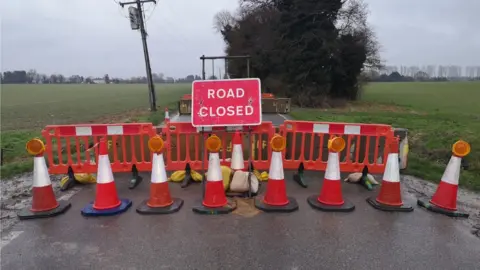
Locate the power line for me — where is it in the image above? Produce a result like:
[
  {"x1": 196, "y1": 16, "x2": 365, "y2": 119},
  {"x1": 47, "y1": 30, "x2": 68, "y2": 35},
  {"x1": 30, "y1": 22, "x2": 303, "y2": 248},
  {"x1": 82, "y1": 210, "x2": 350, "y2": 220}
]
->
[{"x1": 118, "y1": 0, "x2": 157, "y2": 112}]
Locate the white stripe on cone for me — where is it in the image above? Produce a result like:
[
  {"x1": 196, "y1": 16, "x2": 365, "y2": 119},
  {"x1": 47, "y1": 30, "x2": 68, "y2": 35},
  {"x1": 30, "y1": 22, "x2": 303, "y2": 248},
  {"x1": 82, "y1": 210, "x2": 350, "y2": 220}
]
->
[
  {"x1": 325, "y1": 152, "x2": 340, "y2": 180},
  {"x1": 151, "y1": 153, "x2": 168, "y2": 183},
  {"x1": 207, "y1": 153, "x2": 222, "y2": 181},
  {"x1": 97, "y1": 155, "x2": 114, "y2": 184},
  {"x1": 383, "y1": 153, "x2": 400, "y2": 182},
  {"x1": 441, "y1": 156, "x2": 461, "y2": 185},
  {"x1": 269, "y1": 151, "x2": 284, "y2": 180},
  {"x1": 33, "y1": 156, "x2": 52, "y2": 187},
  {"x1": 231, "y1": 144, "x2": 244, "y2": 170}
]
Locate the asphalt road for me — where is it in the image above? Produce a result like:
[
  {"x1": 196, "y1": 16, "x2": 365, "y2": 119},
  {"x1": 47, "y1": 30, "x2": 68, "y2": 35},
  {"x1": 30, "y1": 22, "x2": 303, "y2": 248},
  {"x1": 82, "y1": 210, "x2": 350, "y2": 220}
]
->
[
  {"x1": 2, "y1": 171, "x2": 479, "y2": 270},
  {"x1": 171, "y1": 113, "x2": 290, "y2": 126}
]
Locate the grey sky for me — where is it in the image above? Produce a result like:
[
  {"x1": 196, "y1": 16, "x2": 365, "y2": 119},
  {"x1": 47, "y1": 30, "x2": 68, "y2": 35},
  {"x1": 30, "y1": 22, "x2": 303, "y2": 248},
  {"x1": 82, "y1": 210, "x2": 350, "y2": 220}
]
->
[{"x1": 1, "y1": 0, "x2": 479, "y2": 78}]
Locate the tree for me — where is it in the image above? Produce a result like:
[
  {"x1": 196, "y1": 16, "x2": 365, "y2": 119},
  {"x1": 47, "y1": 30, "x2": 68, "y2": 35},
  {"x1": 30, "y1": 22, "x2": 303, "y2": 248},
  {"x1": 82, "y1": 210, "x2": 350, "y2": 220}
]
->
[
  {"x1": 214, "y1": 0, "x2": 381, "y2": 106},
  {"x1": 104, "y1": 74, "x2": 110, "y2": 84},
  {"x1": 58, "y1": 74, "x2": 65, "y2": 83},
  {"x1": 27, "y1": 69, "x2": 37, "y2": 84}
]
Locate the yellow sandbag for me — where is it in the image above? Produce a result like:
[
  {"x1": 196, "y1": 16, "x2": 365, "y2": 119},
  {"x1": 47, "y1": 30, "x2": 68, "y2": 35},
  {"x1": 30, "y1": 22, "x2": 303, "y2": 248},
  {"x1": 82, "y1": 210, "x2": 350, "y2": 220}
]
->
[
  {"x1": 221, "y1": 166, "x2": 232, "y2": 191},
  {"x1": 169, "y1": 170, "x2": 186, "y2": 182},
  {"x1": 75, "y1": 173, "x2": 96, "y2": 184},
  {"x1": 191, "y1": 170, "x2": 203, "y2": 182}
]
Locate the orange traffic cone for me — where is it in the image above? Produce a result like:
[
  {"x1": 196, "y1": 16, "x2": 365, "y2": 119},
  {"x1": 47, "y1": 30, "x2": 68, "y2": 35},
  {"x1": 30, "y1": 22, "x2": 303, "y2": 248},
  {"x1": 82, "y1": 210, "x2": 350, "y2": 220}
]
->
[
  {"x1": 417, "y1": 140, "x2": 470, "y2": 218},
  {"x1": 81, "y1": 138, "x2": 132, "y2": 216},
  {"x1": 307, "y1": 137, "x2": 354, "y2": 212},
  {"x1": 255, "y1": 134, "x2": 298, "y2": 212},
  {"x1": 367, "y1": 139, "x2": 413, "y2": 212},
  {"x1": 18, "y1": 139, "x2": 71, "y2": 220},
  {"x1": 193, "y1": 135, "x2": 236, "y2": 214},
  {"x1": 230, "y1": 131, "x2": 245, "y2": 172},
  {"x1": 137, "y1": 136, "x2": 183, "y2": 214}
]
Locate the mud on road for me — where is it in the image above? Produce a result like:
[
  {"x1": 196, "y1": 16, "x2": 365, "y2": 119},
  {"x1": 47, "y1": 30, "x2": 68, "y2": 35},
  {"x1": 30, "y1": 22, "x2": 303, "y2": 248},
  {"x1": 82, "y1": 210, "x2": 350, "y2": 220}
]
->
[{"x1": 1, "y1": 173, "x2": 479, "y2": 238}]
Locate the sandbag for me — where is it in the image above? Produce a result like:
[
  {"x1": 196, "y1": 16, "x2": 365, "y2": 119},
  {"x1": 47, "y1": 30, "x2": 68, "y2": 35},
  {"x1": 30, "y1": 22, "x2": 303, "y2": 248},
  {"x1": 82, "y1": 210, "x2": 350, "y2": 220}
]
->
[{"x1": 230, "y1": 171, "x2": 259, "y2": 193}]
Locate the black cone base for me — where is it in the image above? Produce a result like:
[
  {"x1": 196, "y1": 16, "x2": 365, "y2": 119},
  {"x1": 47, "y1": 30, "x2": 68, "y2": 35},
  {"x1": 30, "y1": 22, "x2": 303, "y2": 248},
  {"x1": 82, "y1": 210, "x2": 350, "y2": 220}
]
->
[
  {"x1": 136, "y1": 198, "x2": 184, "y2": 215},
  {"x1": 367, "y1": 197, "x2": 413, "y2": 212},
  {"x1": 307, "y1": 195, "x2": 355, "y2": 212},
  {"x1": 417, "y1": 197, "x2": 469, "y2": 218},
  {"x1": 254, "y1": 196, "x2": 299, "y2": 213},
  {"x1": 18, "y1": 201, "x2": 71, "y2": 220},
  {"x1": 226, "y1": 191, "x2": 258, "y2": 198},
  {"x1": 293, "y1": 174, "x2": 308, "y2": 188},
  {"x1": 192, "y1": 199, "x2": 237, "y2": 215}
]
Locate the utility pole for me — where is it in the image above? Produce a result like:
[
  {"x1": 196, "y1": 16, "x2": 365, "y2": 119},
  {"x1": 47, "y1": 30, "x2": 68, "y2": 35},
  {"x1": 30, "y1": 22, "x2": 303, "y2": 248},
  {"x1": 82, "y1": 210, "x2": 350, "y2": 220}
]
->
[{"x1": 119, "y1": 0, "x2": 157, "y2": 111}]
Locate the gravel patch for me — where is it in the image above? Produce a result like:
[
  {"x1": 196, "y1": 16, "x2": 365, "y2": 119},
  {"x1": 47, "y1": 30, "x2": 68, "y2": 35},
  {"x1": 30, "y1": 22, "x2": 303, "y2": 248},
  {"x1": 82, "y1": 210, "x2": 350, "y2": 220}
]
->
[{"x1": 402, "y1": 175, "x2": 480, "y2": 238}]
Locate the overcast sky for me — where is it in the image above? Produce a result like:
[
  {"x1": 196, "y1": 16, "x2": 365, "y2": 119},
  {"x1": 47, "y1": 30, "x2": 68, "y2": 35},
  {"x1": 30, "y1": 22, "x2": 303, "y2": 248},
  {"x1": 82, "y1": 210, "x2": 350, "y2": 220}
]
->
[{"x1": 1, "y1": 0, "x2": 479, "y2": 78}]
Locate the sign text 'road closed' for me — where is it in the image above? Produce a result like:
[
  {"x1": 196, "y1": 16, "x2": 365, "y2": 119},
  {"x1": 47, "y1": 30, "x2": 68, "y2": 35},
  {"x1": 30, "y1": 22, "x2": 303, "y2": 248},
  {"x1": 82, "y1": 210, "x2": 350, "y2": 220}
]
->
[{"x1": 192, "y1": 78, "x2": 262, "y2": 127}]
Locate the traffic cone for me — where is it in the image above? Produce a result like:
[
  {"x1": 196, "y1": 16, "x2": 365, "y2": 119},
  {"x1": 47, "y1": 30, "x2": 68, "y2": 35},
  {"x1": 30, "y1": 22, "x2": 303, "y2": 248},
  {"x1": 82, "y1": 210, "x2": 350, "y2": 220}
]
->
[
  {"x1": 417, "y1": 140, "x2": 470, "y2": 218},
  {"x1": 164, "y1": 107, "x2": 170, "y2": 124},
  {"x1": 307, "y1": 137, "x2": 354, "y2": 212},
  {"x1": 137, "y1": 136, "x2": 183, "y2": 215},
  {"x1": 367, "y1": 139, "x2": 413, "y2": 212},
  {"x1": 18, "y1": 139, "x2": 71, "y2": 220},
  {"x1": 193, "y1": 135, "x2": 236, "y2": 214},
  {"x1": 81, "y1": 139, "x2": 132, "y2": 216},
  {"x1": 255, "y1": 135, "x2": 298, "y2": 212},
  {"x1": 230, "y1": 131, "x2": 245, "y2": 172}
]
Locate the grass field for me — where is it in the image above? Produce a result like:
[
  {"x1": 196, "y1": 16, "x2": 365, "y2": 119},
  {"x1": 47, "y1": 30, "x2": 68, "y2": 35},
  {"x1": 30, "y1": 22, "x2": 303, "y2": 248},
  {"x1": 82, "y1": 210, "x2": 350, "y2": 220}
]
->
[
  {"x1": 292, "y1": 81, "x2": 480, "y2": 191},
  {"x1": 1, "y1": 83, "x2": 191, "y2": 178},
  {"x1": 1, "y1": 81, "x2": 479, "y2": 191}
]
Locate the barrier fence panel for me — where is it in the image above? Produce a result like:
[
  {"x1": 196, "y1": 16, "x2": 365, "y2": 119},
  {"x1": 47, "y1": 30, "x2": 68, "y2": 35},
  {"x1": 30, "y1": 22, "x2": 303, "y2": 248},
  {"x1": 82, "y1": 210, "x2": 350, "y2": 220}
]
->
[
  {"x1": 280, "y1": 120, "x2": 395, "y2": 174},
  {"x1": 42, "y1": 123, "x2": 157, "y2": 174},
  {"x1": 163, "y1": 122, "x2": 275, "y2": 171}
]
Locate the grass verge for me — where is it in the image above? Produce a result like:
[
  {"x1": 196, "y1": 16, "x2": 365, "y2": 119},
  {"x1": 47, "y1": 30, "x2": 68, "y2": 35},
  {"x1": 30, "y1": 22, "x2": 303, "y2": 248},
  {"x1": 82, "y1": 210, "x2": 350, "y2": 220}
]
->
[
  {"x1": 291, "y1": 82, "x2": 480, "y2": 191},
  {"x1": 0, "y1": 102, "x2": 179, "y2": 179}
]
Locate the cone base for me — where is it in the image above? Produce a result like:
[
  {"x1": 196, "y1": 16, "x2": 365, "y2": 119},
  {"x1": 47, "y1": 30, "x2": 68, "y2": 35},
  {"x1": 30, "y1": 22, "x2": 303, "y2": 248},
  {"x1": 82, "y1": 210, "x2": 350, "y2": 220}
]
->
[
  {"x1": 18, "y1": 201, "x2": 71, "y2": 220},
  {"x1": 367, "y1": 197, "x2": 413, "y2": 212},
  {"x1": 417, "y1": 197, "x2": 469, "y2": 218},
  {"x1": 255, "y1": 196, "x2": 299, "y2": 213},
  {"x1": 81, "y1": 198, "x2": 132, "y2": 217},
  {"x1": 192, "y1": 199, "x2": 237, "y2": 215},
  {"x1": 293, "y1": 174, "x2": 308, "y2": 188},
  {"x1": 307, "y1": 195, "x2": 355, "y2": 212},
  {"x1": 226, "y1": 191, "x2": 259, "y2": 198},
  {"x1": 136, "y1": 198, "x2": 184, "y2": 215}
]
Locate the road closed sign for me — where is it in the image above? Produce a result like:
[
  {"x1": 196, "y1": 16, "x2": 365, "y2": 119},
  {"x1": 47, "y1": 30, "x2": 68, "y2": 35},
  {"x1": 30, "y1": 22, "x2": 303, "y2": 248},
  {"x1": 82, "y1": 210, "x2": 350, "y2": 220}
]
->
[{"x1": 192, "y1": 78, "x2": 262, "y2": 127}]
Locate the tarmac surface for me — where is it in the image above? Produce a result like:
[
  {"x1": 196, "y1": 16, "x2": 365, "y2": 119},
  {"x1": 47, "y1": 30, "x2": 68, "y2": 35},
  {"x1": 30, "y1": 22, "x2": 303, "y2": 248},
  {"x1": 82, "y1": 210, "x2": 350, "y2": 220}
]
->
[
  {"x1": 1, "y1": 171, "x2": 479, "y2": 270},
  {"x1": 171, "y1": 113, "x2": 291, "y2": 126}
]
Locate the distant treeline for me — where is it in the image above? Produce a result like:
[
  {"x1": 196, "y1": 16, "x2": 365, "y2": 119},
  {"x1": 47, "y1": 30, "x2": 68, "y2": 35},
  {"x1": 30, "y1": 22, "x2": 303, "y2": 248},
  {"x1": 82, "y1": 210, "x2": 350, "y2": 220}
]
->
[
  {"x1": 364, "y1": 71, "x2": 480, "y2": 82},
  {"x1": 0, "y1": 70, "x2": 220, "y2": 85}
]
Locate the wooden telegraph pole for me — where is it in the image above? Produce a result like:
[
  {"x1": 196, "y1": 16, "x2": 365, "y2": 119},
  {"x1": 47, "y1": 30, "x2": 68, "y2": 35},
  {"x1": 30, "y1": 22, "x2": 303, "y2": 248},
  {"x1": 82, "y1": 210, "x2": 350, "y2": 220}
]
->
[{"x1": 119, "y1": 0, "x2": 157, "y2": 111}]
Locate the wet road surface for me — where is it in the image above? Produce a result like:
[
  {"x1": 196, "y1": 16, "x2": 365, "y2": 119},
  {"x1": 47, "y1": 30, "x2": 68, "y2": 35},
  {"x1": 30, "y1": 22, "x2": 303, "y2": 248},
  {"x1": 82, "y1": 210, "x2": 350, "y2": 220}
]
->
[
  {"x1": 2, "y1": 171, "x2": 479, "y2": 270},
  {"x1": 171, "y1": 113, "x2": 290, "y2": 126}
]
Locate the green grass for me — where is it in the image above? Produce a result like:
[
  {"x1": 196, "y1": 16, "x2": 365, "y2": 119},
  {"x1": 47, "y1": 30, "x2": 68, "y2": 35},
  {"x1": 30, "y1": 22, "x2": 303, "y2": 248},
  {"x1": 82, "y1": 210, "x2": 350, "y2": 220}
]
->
[
  {"x1": 291, "y1": 81, "x2": 480, "y2": 191},
  {"x1": 1, "y1": 83, "x2": 190, "y2": 179}
]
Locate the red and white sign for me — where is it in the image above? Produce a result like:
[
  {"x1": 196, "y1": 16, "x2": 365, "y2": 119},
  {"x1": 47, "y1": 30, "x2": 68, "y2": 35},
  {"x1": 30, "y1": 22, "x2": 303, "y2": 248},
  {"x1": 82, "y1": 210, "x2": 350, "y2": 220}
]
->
[{"x1": 191, "y1": 78, "x2": 262, "y2": 127}]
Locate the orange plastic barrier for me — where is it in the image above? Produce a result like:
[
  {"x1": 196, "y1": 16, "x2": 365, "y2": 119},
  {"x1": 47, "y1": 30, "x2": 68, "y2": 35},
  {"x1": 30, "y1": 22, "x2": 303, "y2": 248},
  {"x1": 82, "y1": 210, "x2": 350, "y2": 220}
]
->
[
  {"x1": 163, "y1": 122, "x2": 275, "y2": 171},
  {"x1": 262, "y1": 93, "x2": 275, "y2": 98},
  {"x1": 279, "y1": 120, "x2": 395, "y2": 173},
  {"x1": 42, "y1": 123, "x2": 157, "y2": 174}
]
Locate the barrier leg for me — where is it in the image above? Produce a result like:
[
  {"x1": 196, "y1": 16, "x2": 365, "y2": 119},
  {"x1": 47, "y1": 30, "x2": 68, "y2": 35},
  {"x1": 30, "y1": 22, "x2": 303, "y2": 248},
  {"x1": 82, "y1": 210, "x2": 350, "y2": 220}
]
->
[
  {"x1": 129, "y1": 164, "x2": 143, "y2": 190},
  {"x1": 181, "y1": 163, "x2": 194, "y2": 188},
  {"x1": 293, "y1": 163, "x2": 307, "y2": 188},
  {"x1": 61, "y1": 166, "x2": 78, "y2": 191}
]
